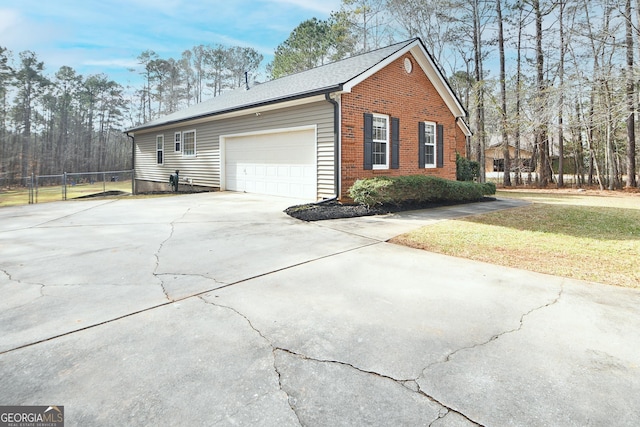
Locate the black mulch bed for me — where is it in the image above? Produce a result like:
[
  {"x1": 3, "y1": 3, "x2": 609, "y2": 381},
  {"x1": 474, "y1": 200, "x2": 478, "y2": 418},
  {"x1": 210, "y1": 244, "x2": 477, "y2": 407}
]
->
[
  {"x1": 74, "y1": 190, "x2": 130, "y2": 199},
  {"x1": 285, "y1": 197, "x2": 497, "y2": 222}
]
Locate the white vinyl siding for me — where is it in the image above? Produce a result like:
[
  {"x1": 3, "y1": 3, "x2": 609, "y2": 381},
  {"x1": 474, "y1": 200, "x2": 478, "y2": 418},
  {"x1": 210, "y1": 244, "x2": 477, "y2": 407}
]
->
[{"x1": 133, "y1": 101, "x2": 335, "y2": 200}]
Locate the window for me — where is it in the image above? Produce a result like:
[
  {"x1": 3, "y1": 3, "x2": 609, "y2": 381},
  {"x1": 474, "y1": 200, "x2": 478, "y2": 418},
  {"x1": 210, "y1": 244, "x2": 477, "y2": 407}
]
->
[
  {"x1": 182, "y1": 130, "x2": 196, "y2": 156},
  {"x1": 156, "y1": 135, "x2": 164, "y2": 165},
  {"x1": 423, "y1": 122, "x2": 436, "y2": 168},
  {"x1": 419, "y1": 122, "x2": 444, "y2": 169},
  {"x1": 174, "y1": 132, "x2": 181, "y2": 152},
  {"x1": 372, "y1": 114, "x2": 389, "y2": 169}
]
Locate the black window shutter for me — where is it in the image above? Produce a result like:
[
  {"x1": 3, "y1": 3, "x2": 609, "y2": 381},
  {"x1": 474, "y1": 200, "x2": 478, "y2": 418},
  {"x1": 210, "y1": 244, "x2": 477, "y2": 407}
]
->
[
  {"x1": 391, "y1": 117, "x2": 399, "y2": 169},
  {"x1": 418, "y1": 122, "x2": 425, "y2": 168},
  {"x1": 437, "y1": 124, "x2": 444, "y2": 168},
  {"x1": 364, "y1": 113, "x2": 373, "y2": 170}
]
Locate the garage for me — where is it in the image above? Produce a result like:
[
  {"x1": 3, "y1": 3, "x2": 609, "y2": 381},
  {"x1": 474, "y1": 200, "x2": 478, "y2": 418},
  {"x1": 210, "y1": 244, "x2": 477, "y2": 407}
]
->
[{"x1": 223, "y1": 127, "x2": 317, "y2": 199}]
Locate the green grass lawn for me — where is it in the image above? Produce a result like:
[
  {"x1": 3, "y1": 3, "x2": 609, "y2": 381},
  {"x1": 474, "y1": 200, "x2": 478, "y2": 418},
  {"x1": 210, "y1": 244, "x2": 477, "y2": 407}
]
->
[{"x1": 391, "y1": 189, "x2": 640, "y2": 288}]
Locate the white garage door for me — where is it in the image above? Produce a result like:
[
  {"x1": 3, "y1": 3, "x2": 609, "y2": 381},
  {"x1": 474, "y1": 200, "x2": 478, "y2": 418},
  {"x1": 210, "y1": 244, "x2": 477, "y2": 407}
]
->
[{"x1": 224, "y1": 128, "x2": 317, "y2": 199}]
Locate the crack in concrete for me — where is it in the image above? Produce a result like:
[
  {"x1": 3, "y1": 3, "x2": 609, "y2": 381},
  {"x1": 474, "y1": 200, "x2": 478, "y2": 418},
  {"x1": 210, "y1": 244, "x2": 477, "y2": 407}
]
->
[
  {"x1": 275, "y1": 348, "x2": 483, "y2": 426},
  {"x1": 1, "y1": 268, "x2": 46, "y2": 299},
  {"x1": 413, "y1": 284, "x2": 566, "y2": 427},
  {"x1": 427, "y1": 408, "x2": 450, "y2": 427},
  {"x1": 437, "y1": 284, "x2": 565, "y2": 367},
  {"x1": 276, "y1": 346, "x2": 416, "y2": 389},
  {"x1": 197, "y1": 296, "x2": 303, "y2": 426},
  {"x1": 273, "y1": 351, "x2": 305, "y2": 426},
  {"x1": 415, "y1": 385, "x2": 483, "y2": 427},
  {"x1": 152, "y1": 208, "x2": 193, "y2": 301},
  {"x1": 200, "y1": 297, "x2": 484, "y2": 426},
  {"x1": 154, "y1": 275, "x2": 171, "y2": 300}
]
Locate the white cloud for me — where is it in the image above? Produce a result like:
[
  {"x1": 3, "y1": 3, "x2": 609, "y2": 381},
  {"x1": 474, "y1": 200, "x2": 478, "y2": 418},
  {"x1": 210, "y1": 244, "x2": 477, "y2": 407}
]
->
[
  {"x1": 83, "y1": 58, "x2": 139, "y2": 69},
  {"x1": 260, "y1": 0, "x2": 341, "y2": 15},
  {"x1": 0, "y1": 8, "x2": 21, "y2": 34}
]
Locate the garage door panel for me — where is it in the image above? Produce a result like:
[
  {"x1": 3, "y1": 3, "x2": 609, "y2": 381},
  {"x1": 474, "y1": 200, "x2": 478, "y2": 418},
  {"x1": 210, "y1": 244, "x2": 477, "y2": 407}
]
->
[
  {"x1": 290, "y1": 167, "x2": 302, "y2": 178},
  {"x1": 225, "y1": 129, "x2": 316, "y2": 199}
]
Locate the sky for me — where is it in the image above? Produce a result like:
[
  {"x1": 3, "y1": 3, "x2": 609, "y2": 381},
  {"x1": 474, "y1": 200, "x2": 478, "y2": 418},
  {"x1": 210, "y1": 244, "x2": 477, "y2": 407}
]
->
[{"x1": 0, "y1": 0, "x2": 343, "y2": 87}]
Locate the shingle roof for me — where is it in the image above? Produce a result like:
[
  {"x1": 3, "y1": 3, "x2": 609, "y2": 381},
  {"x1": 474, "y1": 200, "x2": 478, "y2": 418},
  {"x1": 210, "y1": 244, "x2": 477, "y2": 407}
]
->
[{"x1": 126, "y1": 39, "x2": 417, "y2": 132}]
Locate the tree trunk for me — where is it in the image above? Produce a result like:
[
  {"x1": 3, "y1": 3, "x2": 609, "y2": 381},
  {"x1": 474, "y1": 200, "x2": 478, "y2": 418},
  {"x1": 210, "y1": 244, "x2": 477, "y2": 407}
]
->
[
  {"x1": 557, "y1": 0, "x2": 565, "y2": 188},
  {"x1": 497, "y1": 0, "x2": 511, "y2": 186},
  {"x1": 472, "y1": 0, "x2": 486, "y2": 183},
  {"x1": 626, "y1": 0, "x2": 637, "y2": 187},
  {"x1": 534, "y1": 0, "x2": 549, "y2": 187},
  {"x1": 515, "y1": 3, "x2": 524, "y2": 185}
]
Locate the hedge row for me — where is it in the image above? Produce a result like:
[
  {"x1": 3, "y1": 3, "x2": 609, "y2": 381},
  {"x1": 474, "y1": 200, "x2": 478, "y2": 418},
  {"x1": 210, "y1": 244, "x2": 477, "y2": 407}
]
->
[{"x1": 348, "y1": 175, "x2": 496, "y2": 207}]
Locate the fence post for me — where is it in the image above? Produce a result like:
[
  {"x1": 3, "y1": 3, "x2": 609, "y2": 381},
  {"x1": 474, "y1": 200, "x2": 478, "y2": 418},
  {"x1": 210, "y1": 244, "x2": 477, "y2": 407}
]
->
[
  {"x1": 103, "y1": 172, "x2": 106, "y2": 193},
  {"x1": 63, "y1": 172, "x2": 67, "y2": 201},
  {"x1": 29, "y1": 174, "x2": 34, "y2": 204}
]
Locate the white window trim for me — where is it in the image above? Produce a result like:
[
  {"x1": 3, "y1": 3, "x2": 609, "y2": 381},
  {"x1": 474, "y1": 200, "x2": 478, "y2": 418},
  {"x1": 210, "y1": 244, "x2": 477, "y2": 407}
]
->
[
  {"x1": 156, "y1": 135, "x2": 164, "y2": 165},
  {"x1": 372, "y1": 113, "x2": 389, "y2": 170},
  {"x1": 174, "y1": 132, "x2": 181, "y2": 152},
  {"x1": 424, "y1": 121, "x2": 437, "y2": 168},
  {"x1": 182, "y1": 129, "x2": 196, "y2": 157}
]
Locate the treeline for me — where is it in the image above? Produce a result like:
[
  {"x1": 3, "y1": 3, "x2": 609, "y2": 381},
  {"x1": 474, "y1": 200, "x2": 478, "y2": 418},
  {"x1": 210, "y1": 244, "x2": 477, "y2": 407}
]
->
[
  {"x1": 270, "y1": 0, "x2": 640, "y2": 189},
  {"x1": 134, "y1": 45, "x2": 263, "y2": 123},
  {"x1": 0, "y1": 49, "x2": 130, "y2": 184},
  {"x1": 0, "y1": 44, "x2": 263, "y2": 185}
]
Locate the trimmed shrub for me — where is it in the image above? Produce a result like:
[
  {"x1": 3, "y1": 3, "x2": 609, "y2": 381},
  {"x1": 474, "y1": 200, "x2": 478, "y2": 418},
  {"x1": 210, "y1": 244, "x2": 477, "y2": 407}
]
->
[
  {"x1": 348, "y1": 175, "x2": 495, "y2": 207},
  {"x1": 346, "y1": 176, "x2": 394, "y2": 207},
  {"x1": 456, "y1": 153, "x2": 480, "y2": 182},
  {"x1": 481, "y1": 182, "x2": 497, "y2": 195}
]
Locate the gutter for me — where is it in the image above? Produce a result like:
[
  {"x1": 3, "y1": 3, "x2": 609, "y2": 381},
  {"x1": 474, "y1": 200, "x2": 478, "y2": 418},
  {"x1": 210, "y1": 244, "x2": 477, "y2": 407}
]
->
[
  {"x1": 456, "y1": 116, "x2": 473, "y2": 137},
  {"x1": 125, "y1": 132, "x2": 136, "y2": 194},
  {"x1": 325, "y1": 92, "x2": 341, "y2": 200}
]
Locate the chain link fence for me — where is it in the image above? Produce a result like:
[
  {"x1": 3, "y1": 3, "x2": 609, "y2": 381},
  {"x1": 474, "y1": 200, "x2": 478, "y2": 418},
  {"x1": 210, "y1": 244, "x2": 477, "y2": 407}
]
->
[{"x1": 1, "y1": 170, "x2": 134, "y2": 206}]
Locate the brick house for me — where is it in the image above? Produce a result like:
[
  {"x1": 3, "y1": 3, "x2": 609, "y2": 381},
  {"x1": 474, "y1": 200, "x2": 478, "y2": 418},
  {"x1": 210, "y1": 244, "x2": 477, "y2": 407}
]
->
[{"x1": 125, "y1": 38, "x2": 471, "y2": 200}]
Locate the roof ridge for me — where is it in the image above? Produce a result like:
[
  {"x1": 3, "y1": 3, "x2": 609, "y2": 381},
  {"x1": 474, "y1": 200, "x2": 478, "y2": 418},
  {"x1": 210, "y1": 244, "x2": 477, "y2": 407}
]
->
[{"x1": 268, "y1": 38, "x2": 418, "y2": 82}]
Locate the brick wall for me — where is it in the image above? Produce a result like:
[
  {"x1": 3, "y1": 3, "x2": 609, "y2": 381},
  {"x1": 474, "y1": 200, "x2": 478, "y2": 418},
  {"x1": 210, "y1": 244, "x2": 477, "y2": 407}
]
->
[{"x1": 340, "y1": 53, "x2": 467, "y2": 199}]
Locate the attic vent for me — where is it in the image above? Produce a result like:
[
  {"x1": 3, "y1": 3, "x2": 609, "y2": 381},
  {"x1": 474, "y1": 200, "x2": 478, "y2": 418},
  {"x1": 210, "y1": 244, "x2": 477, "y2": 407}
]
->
[{"x1": 404, "y1": 57, "x2": 413, "y2": 74}]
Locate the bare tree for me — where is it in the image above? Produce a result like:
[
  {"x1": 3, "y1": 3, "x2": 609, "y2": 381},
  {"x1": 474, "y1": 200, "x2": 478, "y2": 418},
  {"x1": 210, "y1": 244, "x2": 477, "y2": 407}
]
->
[
  {"x1": 342, "y1": 0, "x2": 393, "y2": 52},
  {"x1": 226, "y1": 46, "x2": 263, "y2": 89},
  {"x1": 557, "y1": 0, "x2": 566, "y2": 188},
  {"x1": 625, "y1": 0, "x2": 637, "y2": 187},
  {"x1": 497, "y1": 0, "x2": 511, "y2": 186}
]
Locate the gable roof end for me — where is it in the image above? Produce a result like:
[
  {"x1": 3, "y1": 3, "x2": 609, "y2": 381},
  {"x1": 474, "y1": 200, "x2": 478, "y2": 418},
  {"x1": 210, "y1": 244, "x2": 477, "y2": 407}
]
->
[{"x1": 341, "y1": 38, "x2": 470, "y2": 136}]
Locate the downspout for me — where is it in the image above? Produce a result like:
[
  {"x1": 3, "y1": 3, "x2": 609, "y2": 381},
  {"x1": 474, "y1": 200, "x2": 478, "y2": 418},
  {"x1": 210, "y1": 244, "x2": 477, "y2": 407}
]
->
[
  {"x1": 324, "y1": 92, "x2": 340, "y2": 202},
  {"x1": 126, "y1": 132, "x2": 136, "y2": 194}
]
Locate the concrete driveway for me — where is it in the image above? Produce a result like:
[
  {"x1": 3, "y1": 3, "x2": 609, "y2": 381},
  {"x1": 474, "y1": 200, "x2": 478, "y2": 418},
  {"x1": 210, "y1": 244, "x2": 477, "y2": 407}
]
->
[{"x1": 1, "y1": 192, "x2": 639, "y2": 426}]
